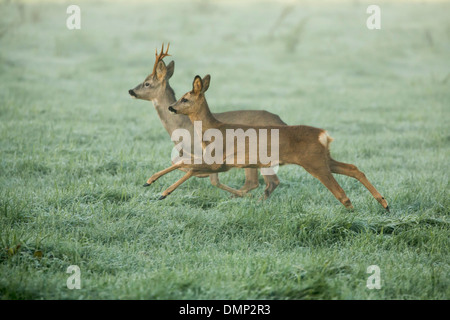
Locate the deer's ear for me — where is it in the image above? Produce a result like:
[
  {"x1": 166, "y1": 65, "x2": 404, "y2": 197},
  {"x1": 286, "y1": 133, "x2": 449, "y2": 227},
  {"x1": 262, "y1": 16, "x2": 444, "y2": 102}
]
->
[
  {"x1": 155, "y1": 60, "x2": 167, "y2": 80},
  {"x1": 201, "y1": 75, "x2": 210, "y2": 93},
  {"x1": 192, "y1": 75, "x2": 203, "y2": 95},
  {"x1": 165, "y1": 61, "x2": 175, "y2": 79}
]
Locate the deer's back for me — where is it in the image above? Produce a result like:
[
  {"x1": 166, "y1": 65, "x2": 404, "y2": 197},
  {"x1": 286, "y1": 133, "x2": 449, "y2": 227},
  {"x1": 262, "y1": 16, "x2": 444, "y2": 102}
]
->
[{"x1": 213, "y1": 110, "x2": 286, "y2": 126}]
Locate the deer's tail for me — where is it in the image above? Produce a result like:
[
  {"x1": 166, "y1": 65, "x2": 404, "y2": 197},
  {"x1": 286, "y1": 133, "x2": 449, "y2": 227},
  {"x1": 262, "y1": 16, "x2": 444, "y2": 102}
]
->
[{"x1": 318, "y1": 130, "x2": 334, "y2": 149}]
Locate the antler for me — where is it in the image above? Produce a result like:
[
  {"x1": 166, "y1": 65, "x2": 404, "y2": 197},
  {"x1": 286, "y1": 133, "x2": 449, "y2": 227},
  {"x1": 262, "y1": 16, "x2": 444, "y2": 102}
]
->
[{"x1": 151, "y1": 42, "x2": 171, "y2": 76}]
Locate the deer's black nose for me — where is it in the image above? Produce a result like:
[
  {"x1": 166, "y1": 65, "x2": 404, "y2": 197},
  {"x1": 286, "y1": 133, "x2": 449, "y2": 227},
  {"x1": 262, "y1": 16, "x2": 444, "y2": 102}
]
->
[
  {"x1": 129, "y1": 89, "x2": 137, "y2": 97},
  {"x1": 168, "y1": 106, "x2": 177, "y2": 114}
]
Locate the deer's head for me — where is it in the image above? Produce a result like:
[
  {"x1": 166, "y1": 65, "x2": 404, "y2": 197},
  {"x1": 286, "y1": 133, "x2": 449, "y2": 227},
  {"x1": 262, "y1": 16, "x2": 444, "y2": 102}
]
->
[
  {"x1": 168, "y1": 75, "x2": 210, "y2": 115},
  {"x1": 129, "y1": 43, "x2": 174, "y2": 101}
]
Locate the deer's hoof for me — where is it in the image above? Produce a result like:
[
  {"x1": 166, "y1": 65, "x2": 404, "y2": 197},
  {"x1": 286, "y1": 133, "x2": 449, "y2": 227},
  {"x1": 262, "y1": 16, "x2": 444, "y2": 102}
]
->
[
  {"x1": 230, "y1": 194, "x2": 243, "y2": 198},
  {"x1": 158, "y1": 195, "x2": 166, "y2": 200},
  {"x1": 385, "y1": 205, "x2": 390, "y2": 212},
  {"x1": 143, "y1": 183, "x2": 151, "y2": 187}
]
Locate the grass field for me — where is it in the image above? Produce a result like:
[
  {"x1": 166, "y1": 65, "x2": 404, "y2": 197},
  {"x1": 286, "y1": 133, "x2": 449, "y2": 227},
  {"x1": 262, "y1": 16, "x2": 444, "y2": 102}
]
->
[{"x1": 0, "y1": 0, "x2": 449, "y2": 300}]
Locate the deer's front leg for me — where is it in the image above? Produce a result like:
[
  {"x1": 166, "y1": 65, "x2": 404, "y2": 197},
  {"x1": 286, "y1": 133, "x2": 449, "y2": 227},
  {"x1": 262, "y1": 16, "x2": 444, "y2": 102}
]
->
[
  {"x1": 143, "y1": 162, "x2": 184, "y2": 187},
  {"x1": 239, "y1": 168, "x2": 260, "y2": 193},
  {"x1": 209, "y1": 173, "x2": 247, "y2": 198},
  {"x1": 158, "y1": 170, "x2": 194, "y2": 200},
  {"x1": 262, "y1": 173, "x2": 280, "y2": 200}
]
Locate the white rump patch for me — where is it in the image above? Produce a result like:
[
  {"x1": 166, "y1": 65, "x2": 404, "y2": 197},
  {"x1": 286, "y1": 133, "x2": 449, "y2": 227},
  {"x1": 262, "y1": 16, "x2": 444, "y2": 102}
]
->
[{"x1": 318, "y1": 131, "x2": 333, "y2": 148}]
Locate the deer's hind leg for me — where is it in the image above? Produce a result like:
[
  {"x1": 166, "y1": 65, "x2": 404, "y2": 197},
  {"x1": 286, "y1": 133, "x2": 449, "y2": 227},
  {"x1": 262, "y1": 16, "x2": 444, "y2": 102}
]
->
[
  {"x1": 303, "y1": 165, "x2": 354, "y2": 209},
  {"x1": 329, "y1": 159, "x2": 389, "y2": 211}
]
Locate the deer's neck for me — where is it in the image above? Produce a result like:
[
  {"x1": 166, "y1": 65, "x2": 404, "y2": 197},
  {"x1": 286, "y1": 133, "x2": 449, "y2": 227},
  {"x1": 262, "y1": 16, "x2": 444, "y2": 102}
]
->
[
  {"x1": 188, "y1": 98, "x2": 222, "y2": 134},
  {"x1": 152, "y1": 85, "x2": 193, "y2": 136}
]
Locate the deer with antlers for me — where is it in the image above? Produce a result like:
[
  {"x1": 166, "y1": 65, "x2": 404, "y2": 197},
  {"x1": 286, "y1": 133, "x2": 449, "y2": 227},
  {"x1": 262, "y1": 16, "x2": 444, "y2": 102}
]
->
[
  {"x1": 128, "y1": 44, "x2": 286, "y2": 198},
  {"x1": 144, "y1": 75, "x2": 389, "y2": 211}
]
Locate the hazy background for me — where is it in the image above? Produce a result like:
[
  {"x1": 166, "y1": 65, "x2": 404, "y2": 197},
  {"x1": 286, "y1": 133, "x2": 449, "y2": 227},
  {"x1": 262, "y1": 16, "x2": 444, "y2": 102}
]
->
[{"x1": 0, "y1": 0, "x2": 448, "y2": 299}]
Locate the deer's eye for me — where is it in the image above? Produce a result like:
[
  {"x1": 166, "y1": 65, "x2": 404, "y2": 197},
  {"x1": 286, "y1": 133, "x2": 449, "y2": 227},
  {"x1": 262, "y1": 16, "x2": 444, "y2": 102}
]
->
[
  {"x1": 181, "y1": 98, "x2": 188, "y2": 103},
  {"x1": 144, "y1": 82, "x2": 150, "y2": 87}
]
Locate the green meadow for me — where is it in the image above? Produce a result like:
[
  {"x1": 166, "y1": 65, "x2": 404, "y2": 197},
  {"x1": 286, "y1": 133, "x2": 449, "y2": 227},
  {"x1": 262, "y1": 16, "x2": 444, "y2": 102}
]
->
[{"x1": 0, "y1": 0, "x2": 449, "y2": 299}]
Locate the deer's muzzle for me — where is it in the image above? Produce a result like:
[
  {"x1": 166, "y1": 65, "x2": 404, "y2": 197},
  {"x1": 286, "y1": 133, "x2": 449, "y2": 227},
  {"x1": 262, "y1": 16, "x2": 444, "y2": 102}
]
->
[
  {"x1": 128, "y1": 89, "x2": 137, "y2": 98},
  {"x1": 168, "y1": 106, "x2": 177, "y2": 114}
]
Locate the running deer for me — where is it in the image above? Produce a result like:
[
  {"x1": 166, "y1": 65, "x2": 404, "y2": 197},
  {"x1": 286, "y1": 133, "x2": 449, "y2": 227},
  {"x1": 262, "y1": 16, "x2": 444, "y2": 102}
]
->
[
  {"x1": 128, "y1": 43, "x2": 286, "y2": 198},
  {"x1": 145, "y1": 75, "x2": 389, "y2": 211}
]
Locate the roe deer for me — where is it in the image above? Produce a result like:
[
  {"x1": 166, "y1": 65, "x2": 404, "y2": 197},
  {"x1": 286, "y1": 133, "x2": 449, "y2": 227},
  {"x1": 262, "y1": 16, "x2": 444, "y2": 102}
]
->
[
  {"x1": 145, "y1": 75, "x2": 389, "y2": 211},
  {"x1": 128, "y1": 43, "x2": 286, "y2": 198}
]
